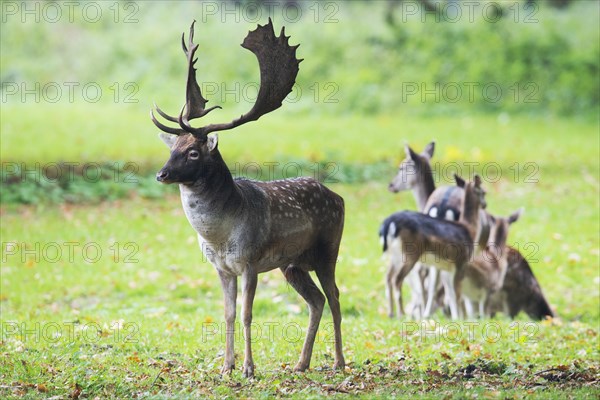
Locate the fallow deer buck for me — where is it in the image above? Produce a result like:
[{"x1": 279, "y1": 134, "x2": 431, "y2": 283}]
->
[
  {"x1": 380, "y1": 175, "x2": 486, "y2": 320},
  {"x1": 151, "y1": 19, "x2": 345, "y2": 377}
]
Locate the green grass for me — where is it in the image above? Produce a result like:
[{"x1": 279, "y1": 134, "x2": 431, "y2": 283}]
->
[{"x1": 1, "y1": 110, "x2": 599, "y2": 397}]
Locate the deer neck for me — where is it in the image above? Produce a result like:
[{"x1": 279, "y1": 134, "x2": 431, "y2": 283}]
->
[
  {"x1": 488, "y1": 221, "x2": 508, "y2": 260},
  {"x1": 413, "y1": 164, "x2": 436, "y2": 212},
  {"x1": 459, "y1": 189, "x2": 480, "y2": 240},
  {"x1": 178, "y1": 152, "x2": 242, "y2": 239}
]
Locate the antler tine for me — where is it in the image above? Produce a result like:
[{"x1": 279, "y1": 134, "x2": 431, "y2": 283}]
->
[
  {"x1": 151, "y1": 108, "x2": 186, "y2": 135},
  {"x1": 181, "y1": 29, "x2": 188, "y2": 54},
  {"x1": 181, "y1": 19, "x2": 196, "y2": 54},
  {"x1": 151, "y1": 21, "x2": 221, "y2": 138},
  {"x1": 189, "y1": 18, "x2": 301, "y2": 136},
  {"x1": 179, "y1": 20, "x2": 221, "y2": 128},
  {"x1": 154, "y1": 103, "x2": 179, "y2": 123}
]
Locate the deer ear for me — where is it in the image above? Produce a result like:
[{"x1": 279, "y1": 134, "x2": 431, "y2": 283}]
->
[
  {"x1": 422, "y1": 141, "x2": 435, "y2": 159},
  {"x1": 454, "y1": 174, "x2": 466, "y2": 188},
  {"x1": 473, "y1": 174, "x2": 482, "y2": 187},
  {"x1": 158, "y1": 133, "x2": 178, "y2": 149},
  {"x1": 508, "y1": 207, "x2": 524, "y2": 224},
  {"x1": 207, "y1": 134, "x2": 219, "y2": 152},
  {"x1": 405, "y1": 145, "x2": 419, "y2": 161}
]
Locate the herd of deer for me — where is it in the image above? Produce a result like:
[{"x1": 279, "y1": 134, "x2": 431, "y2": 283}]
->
[
  {"x1": 383, "y1": 142, "x2": 553, "y2": 322},
  {"x1": 150, "y1": 20, "x2": 553, "y2": 377}
]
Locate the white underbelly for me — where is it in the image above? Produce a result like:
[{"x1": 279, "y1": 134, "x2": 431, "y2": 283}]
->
[{"x1": 419, "y1": 251, "x2": 455, "y2": 272}]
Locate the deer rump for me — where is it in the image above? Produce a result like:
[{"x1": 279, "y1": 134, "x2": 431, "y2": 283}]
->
[
  {"x1": 380, "y1": 211, "x2": 473, "y2": 271},
  {"x1": 488, "y1": 247, "x2": 554, "y2": 320}
]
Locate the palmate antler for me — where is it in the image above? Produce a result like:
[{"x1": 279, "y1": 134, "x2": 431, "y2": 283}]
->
[{"x1": 151, "y1": 18, "x2": 301, "y2": 139}]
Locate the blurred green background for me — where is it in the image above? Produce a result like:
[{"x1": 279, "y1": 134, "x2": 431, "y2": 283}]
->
[
  {"x1": 0, "y1": 1, "x2": 600, "y2": 168},
  {"x1": 1, "y1": 0, "x2": 598, "y2": 198}
]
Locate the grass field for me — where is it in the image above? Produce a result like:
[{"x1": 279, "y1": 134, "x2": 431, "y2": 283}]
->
[{"x1": 1, "y1": 109, "x2": 599, "y2": 398}]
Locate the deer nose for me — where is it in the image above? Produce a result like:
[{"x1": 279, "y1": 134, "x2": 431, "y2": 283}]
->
[{"x1": 156, "y1": 169, "x2": 169, "y2": 182}]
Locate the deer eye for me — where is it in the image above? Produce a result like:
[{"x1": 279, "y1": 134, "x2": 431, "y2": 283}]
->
[{"x1": 189, "y1": 150, "x2": 200, "y2": 159}]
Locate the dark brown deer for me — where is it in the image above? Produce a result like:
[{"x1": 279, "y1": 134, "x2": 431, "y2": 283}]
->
[
  {"x1": 151, "y1": 19, "x2": 345, "y2": 377},
  {"x1": 380, "y1": 175, "x2": 486, "y2": 320},
  {"x1": 488, "y1": 247, "x2": 554, "y2": 320}
]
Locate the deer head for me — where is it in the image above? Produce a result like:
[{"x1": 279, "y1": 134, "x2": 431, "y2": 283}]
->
[
  {"x1": 388, "y1": 142, "x2": 435, "y2": 193},
  {"x1": 487, "y1": 208, "x2": 523, "y2": 259},
  {"x1": 461, "y1": 174, "x2": 487, "y2": 210},
  {"x1": 152, "y1": 19, "x2": 301, "y2": 184}
]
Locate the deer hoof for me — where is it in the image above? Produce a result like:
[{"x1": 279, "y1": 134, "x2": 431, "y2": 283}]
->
[
  {"x1": 293, "y1": 362, "x2": 309, "y2": 372},
  {"x1": 242, "y1": 363, "x2": 254, "y2": 378},
  {"x1": 220, "y1": 363, "x2": 234, "y2": 376},
  {"x1": 333, "y1": 359, "x2": 345, "y2": 371}
]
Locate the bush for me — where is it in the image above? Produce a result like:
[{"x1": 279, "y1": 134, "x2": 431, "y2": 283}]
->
[{"x1": 0, "y1": 1, "x2": 597, "y2": 118}]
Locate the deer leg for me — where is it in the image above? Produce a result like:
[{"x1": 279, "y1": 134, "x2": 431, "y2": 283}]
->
[
  {"x1": 394, "y1": 261, "x2": 417, "y2": 319},
  {"x1": 463, "y1": 298, "x2": 475, "y2": 319},
  {"x1": 281, "y1": 265, "x2": 325, "y2": 372},
  {"x1": 441, "y1": 271, "x2": 459, "y2": 320},
  {"x1": 315, "y1": 263, "x2": 345, "y2": 371},
  {"x1": 423, "y1": 265, "x2": 438, "y2": 317},
  {"x1": 240, "y1": 269, "x2": 258, "y2": 378},
  {"x1": 406, "y1": 263, "x2": 424, "y2": 319},
  {"x1": 418, "y1": 263, "x2": 428, "y2": 317},
  {"x1": 478, "y1": 299, "x2": 486, "y2": 319},
  {"x1": 453, "y1": 267, "x2": 465, "y2": 319},
  {"x1": 393, "y1": 267, "x2": 405, "y2": 319},
  {"x1": 481, "y1": 293, "x2": 492, "y2": 319},
  {"x1": 218, "y1": 272, "x2": 237, "y2": 375},
  {"x1": 386, "y1": 262, "x2": 397, "y2": 318}
]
